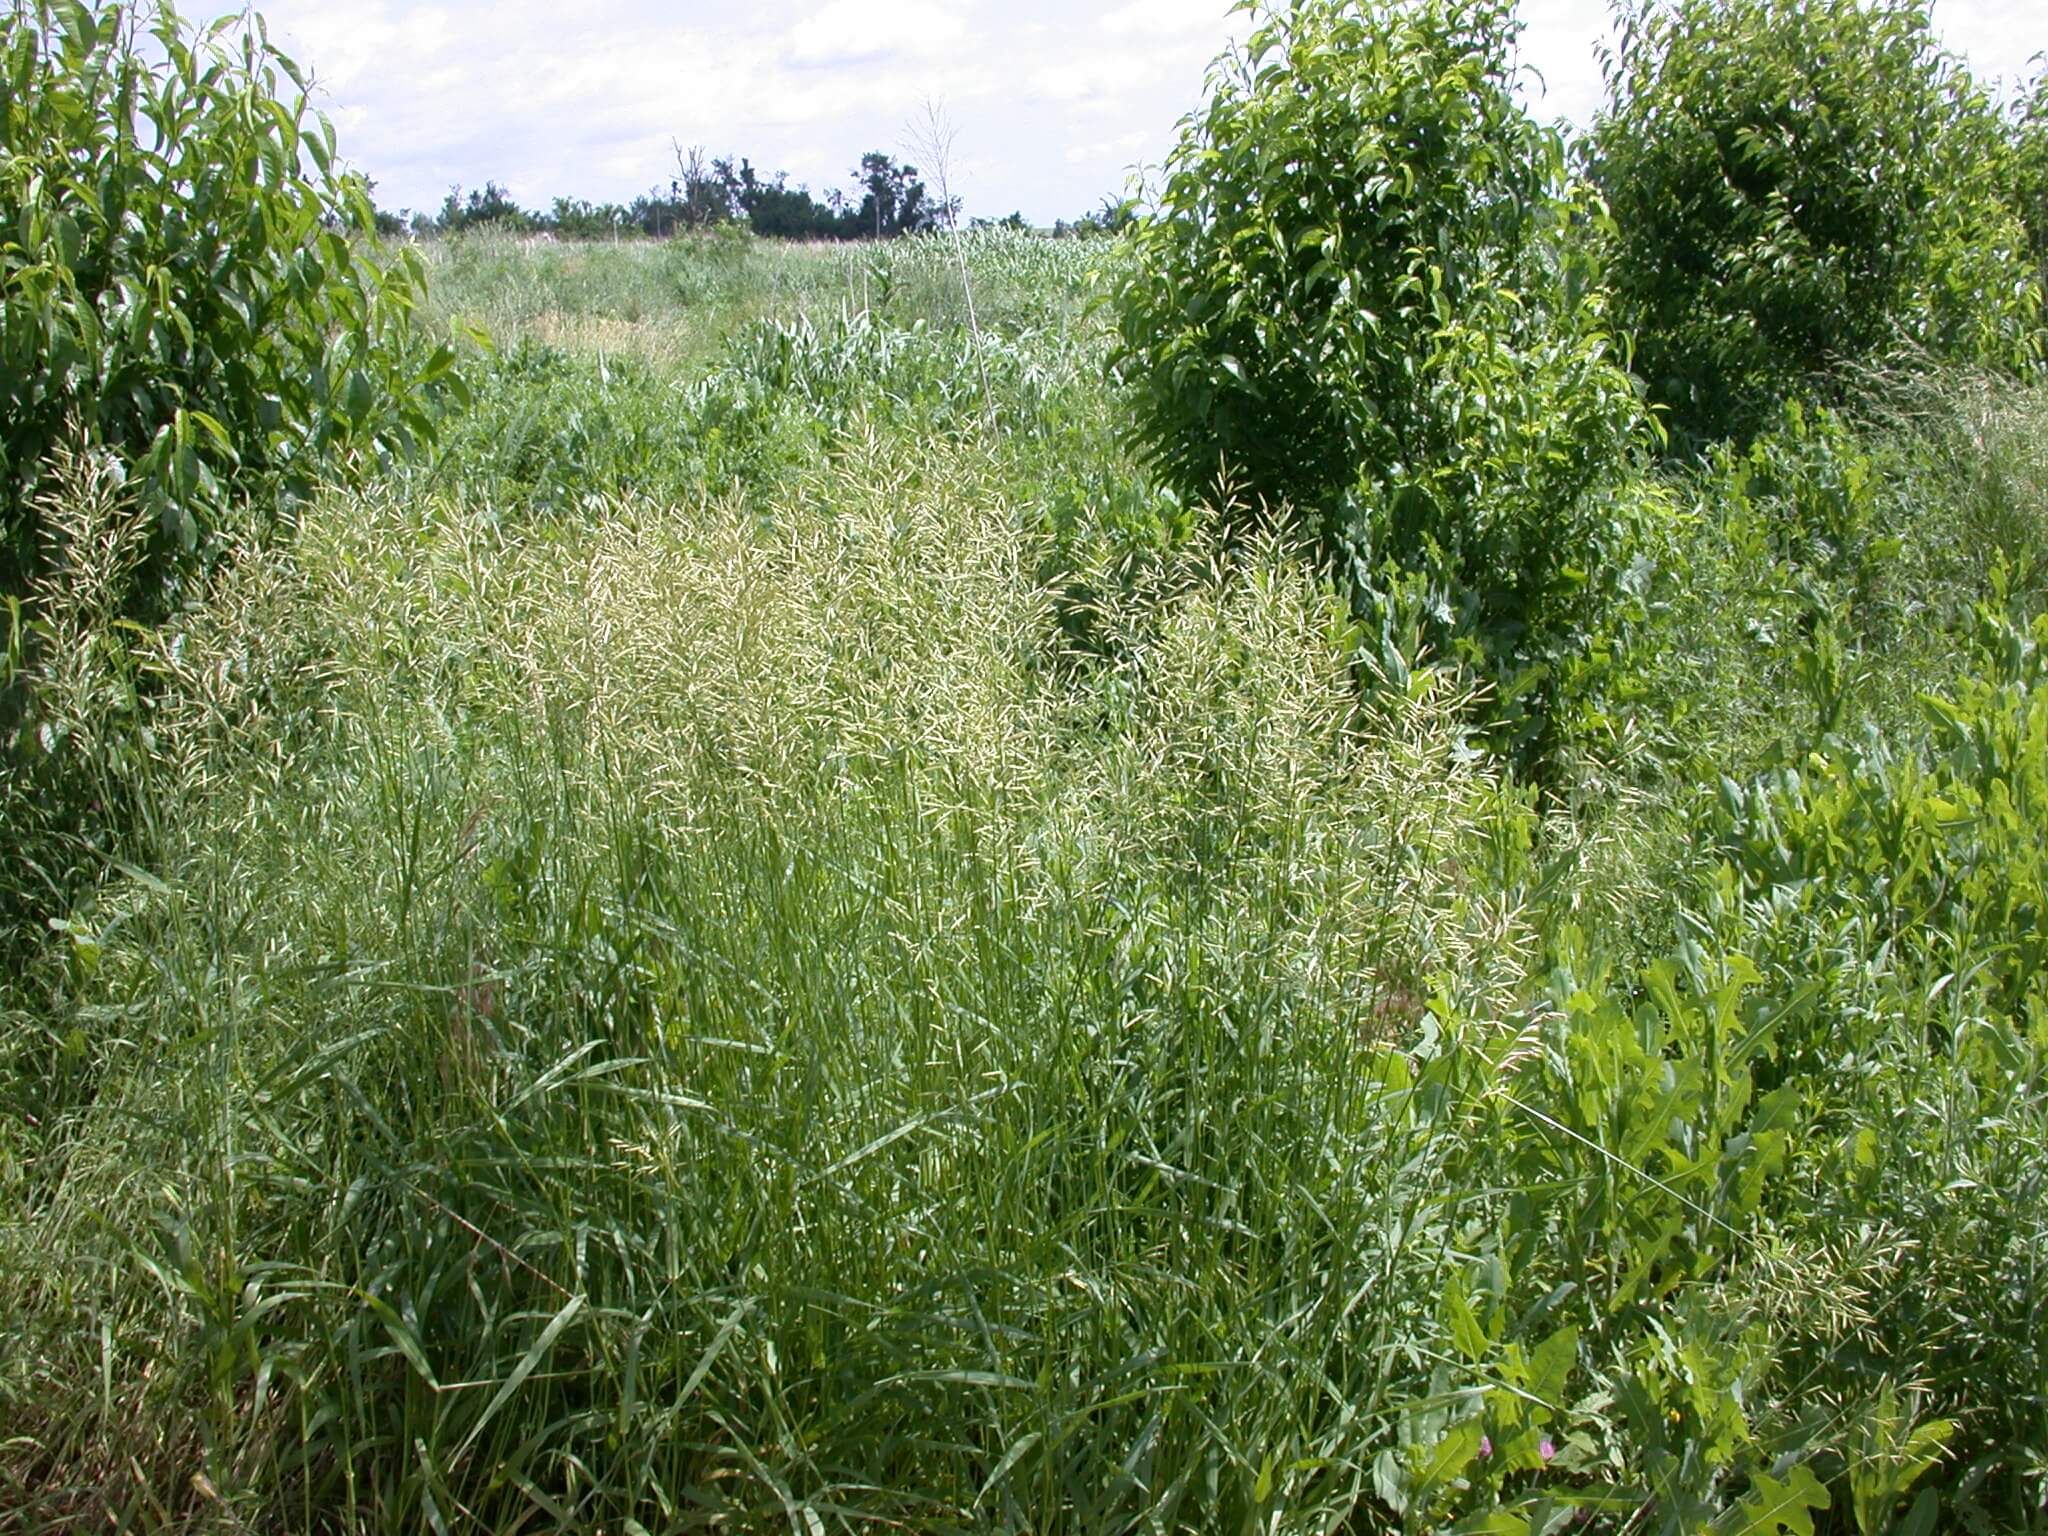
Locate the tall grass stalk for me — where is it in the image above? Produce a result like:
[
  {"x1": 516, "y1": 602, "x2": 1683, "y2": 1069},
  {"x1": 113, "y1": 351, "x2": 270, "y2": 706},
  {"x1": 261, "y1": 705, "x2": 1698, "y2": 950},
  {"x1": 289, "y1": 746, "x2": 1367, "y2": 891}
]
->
[{"x1": 909, "y1": 101, "x2": 998, "y2": 432}]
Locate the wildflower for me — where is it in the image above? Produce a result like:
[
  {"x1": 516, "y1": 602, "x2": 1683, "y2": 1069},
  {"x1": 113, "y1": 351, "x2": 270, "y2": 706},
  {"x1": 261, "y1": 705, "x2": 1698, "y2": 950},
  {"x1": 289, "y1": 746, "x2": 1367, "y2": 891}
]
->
[
  {"x1": 1478, "y1": 1434, "x2": 1493, "y2": 1460},
  {"x1": 1540, "y1": 1437, "x2": 1556, "y2": 1462}
]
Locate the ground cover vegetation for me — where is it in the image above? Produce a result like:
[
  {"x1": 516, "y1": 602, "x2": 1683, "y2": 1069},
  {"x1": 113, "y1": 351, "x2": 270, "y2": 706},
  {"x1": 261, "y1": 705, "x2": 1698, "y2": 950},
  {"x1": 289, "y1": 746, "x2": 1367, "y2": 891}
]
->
[{"x1": 3, "y1": 0, "x2": 2047, "y2": 1531}]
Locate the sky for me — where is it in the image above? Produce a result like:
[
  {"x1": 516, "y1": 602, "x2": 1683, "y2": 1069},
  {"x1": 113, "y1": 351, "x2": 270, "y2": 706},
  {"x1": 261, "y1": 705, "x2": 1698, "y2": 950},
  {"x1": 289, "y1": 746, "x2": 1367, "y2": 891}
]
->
[{"x1": 236, "y1": 0, "x2": 2048, "y2": 227}]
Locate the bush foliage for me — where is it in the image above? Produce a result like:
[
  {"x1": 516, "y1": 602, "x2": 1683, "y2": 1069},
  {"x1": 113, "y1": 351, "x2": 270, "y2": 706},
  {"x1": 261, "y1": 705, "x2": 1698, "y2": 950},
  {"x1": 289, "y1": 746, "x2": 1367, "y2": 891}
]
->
[
  {"x1": 1109, "y1": 0, "x2": 1658, "y2": 760},
  {"x1": 2015, "y1": 70, "x2": 2048, "y2": 302},
  {"x1": 1588, "y1": 0, "x2": 2040, "y2": 446},
  {"x1": 0, "y1": 0, "x2": 460, "y2": 606}
]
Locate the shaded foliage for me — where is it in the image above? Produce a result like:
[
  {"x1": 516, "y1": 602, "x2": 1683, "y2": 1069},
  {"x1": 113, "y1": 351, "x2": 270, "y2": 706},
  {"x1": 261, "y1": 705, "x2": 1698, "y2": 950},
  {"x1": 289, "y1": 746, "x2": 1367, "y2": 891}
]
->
[
  {"x1": 1588, "y1": 0, "x2": 2041, "y2": 447},
  {"x1": 2015, "y1": 69, "x2": 2048, "y2": 303}
]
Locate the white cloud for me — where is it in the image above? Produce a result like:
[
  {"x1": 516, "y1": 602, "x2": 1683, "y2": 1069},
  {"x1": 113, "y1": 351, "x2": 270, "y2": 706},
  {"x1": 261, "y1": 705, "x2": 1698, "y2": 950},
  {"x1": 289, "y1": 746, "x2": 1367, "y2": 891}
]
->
[
  {"x1": 1064, "y1": 129, "x2": 1151, "y2": 166},
  {"x1": 1932, "y1": 0, "x2": 2048, "y2": 95},
  {"x1": 239, "y1": 0, "x2": 2045, "y2": 227},
  {"x1": 788, "y1": 0, "x2": 968, "y2": 65},
  {"x1": 1511, "y1": 0, "x2": 1614, "y2": 125},
  {"x1": 1099, "y1": 0, "x2": 1237, "y2": 41},
  {"x1": 1030, "y1": 46, "x2": 1171, "y2": 105}
]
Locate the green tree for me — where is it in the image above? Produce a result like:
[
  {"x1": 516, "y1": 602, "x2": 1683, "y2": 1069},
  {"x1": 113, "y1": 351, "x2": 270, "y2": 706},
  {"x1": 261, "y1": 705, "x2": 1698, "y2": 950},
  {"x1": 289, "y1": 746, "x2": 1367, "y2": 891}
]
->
[
  {"x1": 1109, "y1": 0, "x2": 1654, "y2": 760},
  {"x1": 706, "y1": 152, "x2": 950, "y2": 242},
  {"x1": 849, "y1": 152, "x2": 947, "y2": 239},
  {"x1": 714, "y1": 157, "x2": 841, "y2": 240},
  {"x1": 1053, "y1": 198, "x2": 1133, "y2": 239},
  {"x1": 546, "y1": 196, "x2": 632, "y2": 239},
  {"x1": 1, "y1": 0, "x2": 461, "y2": 608},
  {"x1": 437, "y1": 180, "x2": 530, "y2": 233},
  {"x1": 1587, "y1": 0, "x2": 2040, "y2": 447},
  {"x1": 672, "y1": 143, "x2": 731, "y2": 230}
]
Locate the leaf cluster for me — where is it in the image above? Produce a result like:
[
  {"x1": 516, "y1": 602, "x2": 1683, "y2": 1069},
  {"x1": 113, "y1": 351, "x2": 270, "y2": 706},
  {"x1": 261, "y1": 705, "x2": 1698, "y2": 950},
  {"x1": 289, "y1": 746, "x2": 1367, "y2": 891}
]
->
[
  {"x1": 1587, "y1": 0, "x2": 2041, "y2": 448},
  {"x1": 0, "y1": 0, "x2": 462, "y2": 610},
  {"x1": 1108, "y1": 0, "x2": 1660, "y2": 764},
  {"x1": 2014, "y1": 69, "x2": 2048, "y2": 301}
]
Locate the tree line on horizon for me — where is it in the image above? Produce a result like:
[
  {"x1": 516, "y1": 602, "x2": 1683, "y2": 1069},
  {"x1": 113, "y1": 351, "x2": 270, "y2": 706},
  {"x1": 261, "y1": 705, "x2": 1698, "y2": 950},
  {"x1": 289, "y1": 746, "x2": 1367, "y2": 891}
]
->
[{"x1": 377, "y1": 146, "x2": 1134, "y2": 242}]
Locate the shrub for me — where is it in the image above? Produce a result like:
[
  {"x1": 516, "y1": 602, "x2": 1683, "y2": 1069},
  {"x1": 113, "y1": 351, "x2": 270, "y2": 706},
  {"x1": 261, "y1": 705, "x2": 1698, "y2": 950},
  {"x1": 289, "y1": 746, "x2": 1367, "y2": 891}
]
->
[
  {"x1": 1588, "y1": 0, "x2": 2041, "y2": 447},
  {"x1": 2015, "y1": 69, "x2": 2048, "y2": 304},
  {"x1": 0, "y1": 0, "x2": 462, "y2": 611},
  {"x1": 1107, "y1": 0, "x2": 1657, "y2": 763}
]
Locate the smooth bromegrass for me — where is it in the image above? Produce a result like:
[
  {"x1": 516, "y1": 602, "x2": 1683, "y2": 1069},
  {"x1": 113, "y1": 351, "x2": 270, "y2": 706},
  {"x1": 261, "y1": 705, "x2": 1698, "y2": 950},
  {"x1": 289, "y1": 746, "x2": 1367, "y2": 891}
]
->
[{"x1": 0, "y1": 394, "x2": 1536, "y2": 1528}]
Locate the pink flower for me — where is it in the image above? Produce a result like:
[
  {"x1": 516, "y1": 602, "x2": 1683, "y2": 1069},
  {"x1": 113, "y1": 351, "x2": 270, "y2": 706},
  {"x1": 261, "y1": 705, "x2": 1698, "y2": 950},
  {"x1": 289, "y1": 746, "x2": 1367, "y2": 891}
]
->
[
  {"x1": 1478, "y1": 1435, "x2": 1493, "y2": 1460},
  {"x1": 1540, "y1": 1438, "x2": 1556, "y2": 1462}
]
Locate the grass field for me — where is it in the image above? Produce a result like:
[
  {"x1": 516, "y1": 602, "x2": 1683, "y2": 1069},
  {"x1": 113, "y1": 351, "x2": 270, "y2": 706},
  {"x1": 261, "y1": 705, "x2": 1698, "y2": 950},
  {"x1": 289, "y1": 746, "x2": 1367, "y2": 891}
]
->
[{"x1": 4, "y1": 228, "x2": 2047, "y2": 1532}]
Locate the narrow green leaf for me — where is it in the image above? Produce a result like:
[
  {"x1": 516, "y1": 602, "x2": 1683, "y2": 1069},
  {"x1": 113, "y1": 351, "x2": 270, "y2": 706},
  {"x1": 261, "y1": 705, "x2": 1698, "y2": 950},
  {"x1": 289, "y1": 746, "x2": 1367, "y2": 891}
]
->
[{"x1": 455, "y1": 1295, "x2": 584, "y2": 1460}]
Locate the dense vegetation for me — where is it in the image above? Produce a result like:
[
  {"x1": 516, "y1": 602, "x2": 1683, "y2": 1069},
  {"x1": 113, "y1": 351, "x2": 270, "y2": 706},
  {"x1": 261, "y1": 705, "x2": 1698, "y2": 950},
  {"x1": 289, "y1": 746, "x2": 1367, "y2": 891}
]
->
[
  {"x1": 1, "y1": 0, "x2": 462, "y2": 952},
  {"x1": 1586, "y1": 0, "x2": 2039, "y2": 446},
  {"x1": 4, "y1": 0, "x2": 2048, "y2": 1532},
  {"x1": 1108, "y1": 0, "x2": 1654, "y2": 761},
  {"x1": 0, "y1": 0, "x2": 459, "y2": 599}
]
